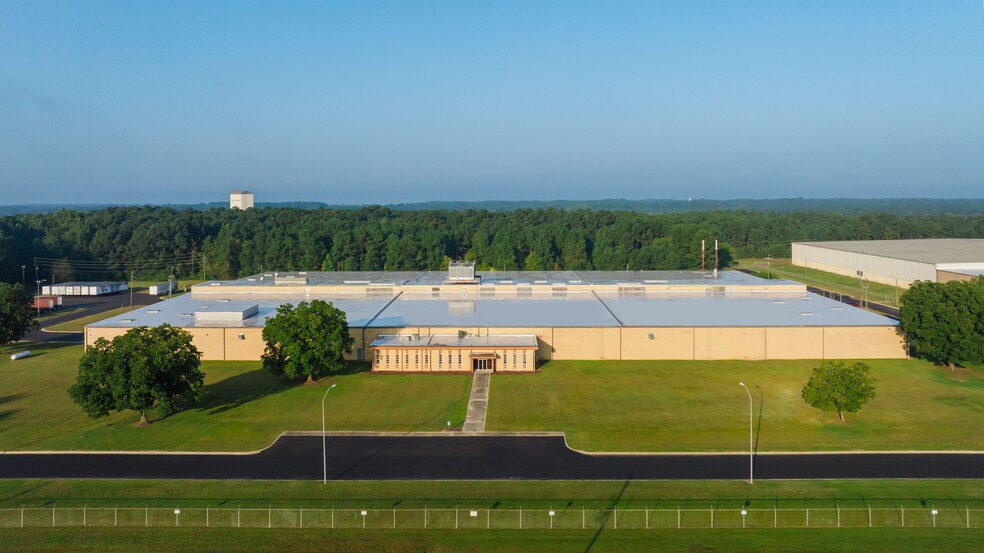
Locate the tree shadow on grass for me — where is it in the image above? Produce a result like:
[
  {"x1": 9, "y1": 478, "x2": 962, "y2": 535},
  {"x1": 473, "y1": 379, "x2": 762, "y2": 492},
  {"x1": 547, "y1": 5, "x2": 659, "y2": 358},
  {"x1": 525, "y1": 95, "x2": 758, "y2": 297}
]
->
[{"x1": 192, "y1": 368, "x2": 295, "y2": 416}]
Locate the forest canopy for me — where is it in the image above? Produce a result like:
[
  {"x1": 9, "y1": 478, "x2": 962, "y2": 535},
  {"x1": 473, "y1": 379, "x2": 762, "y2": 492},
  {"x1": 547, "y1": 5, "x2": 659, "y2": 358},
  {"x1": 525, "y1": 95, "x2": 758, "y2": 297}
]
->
[{"x1": 1, "y1": 206, "x2": 983, "y2": 283}]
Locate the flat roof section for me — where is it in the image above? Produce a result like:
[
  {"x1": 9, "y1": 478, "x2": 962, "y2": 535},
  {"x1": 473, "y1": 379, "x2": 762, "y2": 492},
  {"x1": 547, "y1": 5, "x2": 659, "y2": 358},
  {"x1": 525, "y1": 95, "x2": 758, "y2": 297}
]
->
[
  {"x1": 794, "y1": 239, "x2": 984, "y2": 265},
  {"x1": 90, "y1": 294, "x2": 394, "y2": 329},
  {"x1": 368, "y1": 292, "x2": 622, "y2": 328},
  {"x1": 598, "y1": 291, "x2": 897, "y2": 327},
  {"x1": 370, "y1": 334, "x2": 538, "y2": 348}
]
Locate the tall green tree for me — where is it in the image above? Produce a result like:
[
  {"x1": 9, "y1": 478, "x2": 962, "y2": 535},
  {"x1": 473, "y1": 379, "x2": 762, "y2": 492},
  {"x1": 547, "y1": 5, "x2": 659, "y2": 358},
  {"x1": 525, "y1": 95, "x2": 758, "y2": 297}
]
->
[
  {"x1": 801, "y1": 361, "x2": 877, "y2": 422},
  {"x1": 68, "y1": 325, "x2": 205, "y2": 425},
  {"x1": 261, "y1": 300, "x2": 354, "y2": 383},
  {"x1": 899, "y1": 278, "x2": 984, "y2": 367},
  {"x1": 0, "y1": 283, "x2": 38, "y2": 346}
]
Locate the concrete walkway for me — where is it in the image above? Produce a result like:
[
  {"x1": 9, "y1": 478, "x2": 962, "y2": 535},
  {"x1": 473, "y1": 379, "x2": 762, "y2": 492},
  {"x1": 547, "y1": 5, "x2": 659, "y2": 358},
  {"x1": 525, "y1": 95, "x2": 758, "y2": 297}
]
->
[{"x1": 462, "y1": 370, "x2": 491, "y2": 432}]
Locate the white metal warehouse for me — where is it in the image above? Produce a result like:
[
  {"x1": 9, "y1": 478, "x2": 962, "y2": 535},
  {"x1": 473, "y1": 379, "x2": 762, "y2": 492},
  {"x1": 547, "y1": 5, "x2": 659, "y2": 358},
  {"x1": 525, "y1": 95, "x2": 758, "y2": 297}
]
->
[{"x1": 791, "y1": 239, "x2": 984, "y2": 287}]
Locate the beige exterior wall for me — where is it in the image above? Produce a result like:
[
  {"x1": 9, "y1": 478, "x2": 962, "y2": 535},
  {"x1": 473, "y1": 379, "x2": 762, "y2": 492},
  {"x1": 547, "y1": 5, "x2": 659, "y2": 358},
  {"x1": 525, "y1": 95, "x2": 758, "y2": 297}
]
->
[
  {"x1": 764, "y1": 327, "x2": 825, "y2": 359},
  {"x1": 936, "y1": 270, "x2": 976, "y2": 283},
  {"x1": 822, "y1": 326, "x2": 904, "y2": 359},
  {"x1": 86, "y1": 324, "x2": 906, "y2": 362},
  {"x1": 551, "y1": 328, "x2": 622, "y2": 360},
  {"x1": 620, "y1": 328, "x2": 695, "y2": 360},
  {"x1": 694, "y1": 327, "x2": 767, "y2": 360},
  {"x1": 222, "y1": 328, "x2": 267, "y2": 361}
]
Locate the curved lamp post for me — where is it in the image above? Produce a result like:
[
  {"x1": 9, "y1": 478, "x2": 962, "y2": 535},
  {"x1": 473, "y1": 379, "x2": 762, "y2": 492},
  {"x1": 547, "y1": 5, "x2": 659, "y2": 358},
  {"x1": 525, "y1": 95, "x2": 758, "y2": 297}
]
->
[
  {"x1": 739, "y1": 382, "x2": 753, "y2": 484},
  {"x1": 322, "y1": 383, "x2": 337, "y2": 484}
]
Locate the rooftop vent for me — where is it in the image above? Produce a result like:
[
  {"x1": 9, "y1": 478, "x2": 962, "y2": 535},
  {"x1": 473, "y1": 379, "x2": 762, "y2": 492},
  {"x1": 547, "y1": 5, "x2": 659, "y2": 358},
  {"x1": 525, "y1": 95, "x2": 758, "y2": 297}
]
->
[
  {"x1": 800, "y1": 312, "x2": 814, "y2": 316},
  {"x1": 446, "y1": 260, "x2": 479, "y2": 284},
  {"x1": 146, "y1": 309, "x2": 160, "y2": 314}
]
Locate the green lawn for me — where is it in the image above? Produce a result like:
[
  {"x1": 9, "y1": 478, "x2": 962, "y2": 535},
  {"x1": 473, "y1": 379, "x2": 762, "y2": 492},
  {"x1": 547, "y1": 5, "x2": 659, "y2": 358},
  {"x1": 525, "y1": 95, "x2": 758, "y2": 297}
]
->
[
  {"x1": 487, "y1": 359, "x2": 984, "y2": 452},
  {"x1": 1, "y1": 479, "x2": 982, "y2": 552},
  {"x1": 45, "y1": 305, "x2": 144, "y2": 332},
  {"x1": 738, "y1": 257, "x2": 904, "y2": 307},
  {"x1": 3, "y1": 528, "x2": 981, "y2": 553},
  {"x1": 0, "y1": 343, "x2": 470, "y2": 452}
]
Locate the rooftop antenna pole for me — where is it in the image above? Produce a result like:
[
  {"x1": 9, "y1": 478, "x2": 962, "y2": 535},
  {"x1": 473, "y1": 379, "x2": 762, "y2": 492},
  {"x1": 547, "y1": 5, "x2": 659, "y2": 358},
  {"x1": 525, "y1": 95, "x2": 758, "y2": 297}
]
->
[{"x1": 714, "y1": 240, "x2": 719, "y2": 278}]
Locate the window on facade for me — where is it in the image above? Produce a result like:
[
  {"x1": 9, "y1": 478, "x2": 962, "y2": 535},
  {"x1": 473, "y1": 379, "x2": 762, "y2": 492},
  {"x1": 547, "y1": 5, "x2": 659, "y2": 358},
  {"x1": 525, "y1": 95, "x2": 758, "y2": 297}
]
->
[
  {"x1": 405, "y1": 354, "x2": 409, "y2": 365},
  {"x1": 386, "y1": 354, "x2": 389, "y2": 365},
  {"x1": 523, "y1": 351, "x2": 527, "y2": 368},
  {"x1": 375, "y1": 351, "x2": 380, "y2": 365},
  {"x1": 439, "y1": 353, "x2": 442, "y2": 366},
  {"x1": 458, "y1": 353, "x2": 462, "y2": 366},
  {"x1": 424, "y1": 353, "x2": 429, "y2": 364},
  {"x1": 415, "y1": 353, "x2": 419, "y2": 365},
  {"x1": 395, "y1": 353, "x2": 399, "y2": 365}
]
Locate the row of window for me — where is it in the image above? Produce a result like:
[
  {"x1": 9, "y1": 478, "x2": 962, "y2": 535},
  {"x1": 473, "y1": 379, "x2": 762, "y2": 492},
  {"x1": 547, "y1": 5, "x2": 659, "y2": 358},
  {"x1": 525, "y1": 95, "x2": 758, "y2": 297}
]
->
[{"x1": 372, "y1": 349, "x2": 529, "y2": 369}]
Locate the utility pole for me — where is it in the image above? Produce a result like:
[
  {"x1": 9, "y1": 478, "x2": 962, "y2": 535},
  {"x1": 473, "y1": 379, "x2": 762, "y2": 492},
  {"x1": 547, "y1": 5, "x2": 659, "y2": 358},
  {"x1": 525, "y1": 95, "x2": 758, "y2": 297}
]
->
[
  {"x1": 168, "y1": 266, "x2": 175, "y2": 299},
  {"x1": 130, "y1": 271, "x2": 134, "y2": 308},
  {"x1": 21, "y1": 265, "x2": 25, "y2": 287}
]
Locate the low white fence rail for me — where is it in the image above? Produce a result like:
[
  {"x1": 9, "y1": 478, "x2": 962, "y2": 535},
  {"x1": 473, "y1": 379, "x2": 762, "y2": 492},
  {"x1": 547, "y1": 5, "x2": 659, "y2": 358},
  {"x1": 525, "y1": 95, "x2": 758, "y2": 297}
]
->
[{"x1": 0, "y1": 506, "x2": 979, "y2": 529}]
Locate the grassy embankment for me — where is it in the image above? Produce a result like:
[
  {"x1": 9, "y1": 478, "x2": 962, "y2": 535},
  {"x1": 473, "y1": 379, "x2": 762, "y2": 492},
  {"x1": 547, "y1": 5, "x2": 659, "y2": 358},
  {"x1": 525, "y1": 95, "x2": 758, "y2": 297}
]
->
[
  {"x1": 2, "y1": 343, "x2": 982, "y2": 453},
  {"x1": 738, "y1": 257, "x2": 904, "y2": 307},
  {"x1": 0, "y1": 480, "x2": 982, "y2": 552}
]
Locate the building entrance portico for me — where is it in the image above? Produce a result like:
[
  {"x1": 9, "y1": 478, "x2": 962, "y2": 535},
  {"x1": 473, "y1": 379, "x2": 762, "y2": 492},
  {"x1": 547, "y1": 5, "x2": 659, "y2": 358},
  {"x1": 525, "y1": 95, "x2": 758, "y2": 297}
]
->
[{"x1": 471, "y1": 356, "x2": 495, "y2": 372}]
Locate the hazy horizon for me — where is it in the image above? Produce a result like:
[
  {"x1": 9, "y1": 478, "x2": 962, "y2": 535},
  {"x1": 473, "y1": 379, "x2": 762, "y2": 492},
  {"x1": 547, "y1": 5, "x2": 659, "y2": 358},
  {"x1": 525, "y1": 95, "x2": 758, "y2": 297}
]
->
[{"x1": 2, "y1": 1, "x2": 983, "y2": 204}]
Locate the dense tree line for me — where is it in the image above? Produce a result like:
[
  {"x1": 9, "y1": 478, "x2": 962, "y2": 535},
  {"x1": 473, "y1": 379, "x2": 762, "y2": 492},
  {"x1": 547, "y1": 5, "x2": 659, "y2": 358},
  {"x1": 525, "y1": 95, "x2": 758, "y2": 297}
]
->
[{"x1": 1, "y1": 206, "x2": 983, "y2": 282}]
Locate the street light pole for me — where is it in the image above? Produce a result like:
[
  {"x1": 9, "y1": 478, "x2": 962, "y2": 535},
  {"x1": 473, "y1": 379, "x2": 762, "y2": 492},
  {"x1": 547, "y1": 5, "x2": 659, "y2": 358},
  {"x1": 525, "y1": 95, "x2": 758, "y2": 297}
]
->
[
  {"x1": 739, "y1": 382, "x2": 753, "y2": 484},
  {"x1": 21, "y1": 266, "x2": 26, "y2": 287},
  {"x1": 322, "y1": 383, "x2": 337, "y2": 484},
  {"x1": 36, "y1": 279, "x2": 46, "y2": 317}
]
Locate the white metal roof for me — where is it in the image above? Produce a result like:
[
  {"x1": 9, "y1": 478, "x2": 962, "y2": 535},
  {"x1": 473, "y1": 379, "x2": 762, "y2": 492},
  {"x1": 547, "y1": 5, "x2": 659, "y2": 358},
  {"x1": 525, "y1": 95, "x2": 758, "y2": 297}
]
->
[{"x1": 794, "y1": 239, "x2": 984, "y2": 265}]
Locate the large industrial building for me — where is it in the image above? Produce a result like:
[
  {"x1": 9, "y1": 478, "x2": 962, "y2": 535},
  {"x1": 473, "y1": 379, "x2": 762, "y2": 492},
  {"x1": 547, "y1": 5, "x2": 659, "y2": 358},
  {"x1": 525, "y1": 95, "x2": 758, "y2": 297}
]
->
[
  {"x1": 86, "y1": 265, "x2": 906, "y2": 371},
  {"x1": 792, "y1": 239, "x2": 984, "y2": 287},
  {"x1": 230, "y1": 190, "x2": 254, "y2": 210}
]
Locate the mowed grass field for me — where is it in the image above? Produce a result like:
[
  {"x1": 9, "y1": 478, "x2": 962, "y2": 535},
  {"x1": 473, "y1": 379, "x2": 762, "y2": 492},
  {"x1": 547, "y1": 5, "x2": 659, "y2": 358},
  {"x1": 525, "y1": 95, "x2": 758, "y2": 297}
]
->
[
  {"x1": 487, "y1": 359, "x2": 984, "y2": 452},
  {"x1": 3, "y1": 343, "x2": 983, "y2": 452},
  {"x1": 1, "y1": 479, "x2": 982, "y2": 552},
  {"x1": 0, "y1": 343, "x2": 470, "y2": 452},
  {"x1": 738, "y1": 257, "x2": 904, "y2": 307}
]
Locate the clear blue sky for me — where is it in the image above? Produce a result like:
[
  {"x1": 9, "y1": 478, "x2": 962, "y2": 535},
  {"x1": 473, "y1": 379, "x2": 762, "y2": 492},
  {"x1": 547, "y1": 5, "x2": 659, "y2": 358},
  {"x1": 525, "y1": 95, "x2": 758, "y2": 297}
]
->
[{"x1": 1, "y1": 1, "x2": 982, "y2": 204}]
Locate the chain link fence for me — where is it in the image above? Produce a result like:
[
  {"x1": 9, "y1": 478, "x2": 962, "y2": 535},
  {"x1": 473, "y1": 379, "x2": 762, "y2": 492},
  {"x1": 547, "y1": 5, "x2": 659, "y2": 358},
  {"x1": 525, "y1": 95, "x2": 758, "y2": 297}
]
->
[{"x1": 1, "y1": 506, "x2": 979, "y2": 529}]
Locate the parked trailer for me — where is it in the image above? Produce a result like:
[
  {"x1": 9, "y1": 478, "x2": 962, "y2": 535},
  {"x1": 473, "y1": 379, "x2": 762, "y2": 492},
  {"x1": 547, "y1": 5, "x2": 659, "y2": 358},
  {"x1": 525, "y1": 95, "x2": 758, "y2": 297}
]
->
[
  {"x1": 148, "y1": 281, "x2": 178, "y2": 295},
  {"x1": 41, "y1": 281, "x2": 127, "y2": 296},
  {"x1": 32, "y1": 295, "x2": 63, "y2": 313}
]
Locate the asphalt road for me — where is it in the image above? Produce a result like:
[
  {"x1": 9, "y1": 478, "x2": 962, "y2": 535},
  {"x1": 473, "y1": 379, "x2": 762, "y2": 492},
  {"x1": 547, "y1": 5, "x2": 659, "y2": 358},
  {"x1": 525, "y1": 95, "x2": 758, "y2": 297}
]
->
[
  {"x1": 22, "y1": 292, "x2": 162, "y2": 344},
  {"x1": 2, "y1": 435, "x2": 982, "y2": 480}
]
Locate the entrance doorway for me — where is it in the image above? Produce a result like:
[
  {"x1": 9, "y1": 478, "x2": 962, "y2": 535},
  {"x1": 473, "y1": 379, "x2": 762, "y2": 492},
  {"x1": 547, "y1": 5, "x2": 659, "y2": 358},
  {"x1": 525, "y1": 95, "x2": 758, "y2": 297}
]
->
[{"x1": 472, "y1": 358, "x2": 494, "y2": 371}]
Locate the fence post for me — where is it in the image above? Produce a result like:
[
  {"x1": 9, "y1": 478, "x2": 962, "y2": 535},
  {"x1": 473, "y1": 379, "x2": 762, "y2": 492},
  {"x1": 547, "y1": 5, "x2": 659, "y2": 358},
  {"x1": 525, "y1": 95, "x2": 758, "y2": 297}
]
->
[
  {"x1": 582, "y1": 508, "x2": 585, "y2": 530},
  {"x1": 145, "y1": 507, "x2": 148, "y2": 527},
  {"x1": 614, "y1": 506, "x2": 617, "y2": 530},
  {"x1": 967, "y1": 506, "x2": 970, "y2": 529},
  {"x1": 300, "y1": 509, "x2": 303, "y2": 529},
  {"x1": 711, "y1": 506, "x2": 714, "y2": 529},
  {"x1": 677, "y1": 507, "x2": 680, "y2": 529},
  {"x1": 487, "y1": 508, "x2": 490, "y2": 530},
  {"x1": 423, "y1": 507, "x2": 426, "y2": 529},
  {"x1": 645, "y1": 506, "x2": 648, "y2": 529},
  {"x1": 84, "y1": 506, "x2": 86, "y2": 527},
  {"x1": 519, "y1": 507, "x2": 522, "y2": 530},
  {"x1": 238, "y1": 506, "x2": 241, "y2": 528},
  {"x1": 53, "y1": 508, "x2": 55, "y2": 527},
  {"x1": 21, "y1": 507, "x2": 24, "y2": 528},
  {"x1": 901, "y1": 506, "x2": 904, "y2": 528},
  {"x1": 774, "y1": 506, "x2": 777, "y2": 528},
  {"x1": 806, "y1": 508, "x2": 809, "y2": 528},
  {"x1": 456, "y1": 507, "x2": 458, "y2": 530},
  {"x1": 268, "y1": 506, "x2": 271, "y2": 528},
  {"x1": 837, "y1": 506, "x2": 840, "y2": 528},
  {"x1": 115, "y1": 507, "x2": 118, "y2": 527},
  {"x1": 206, "y1": 507, "x2": 209, "y2": 528},
  {"x1": 868, "y1": 506, "x2": 871, "y2": 527},
  {"x1": 393, "y1": 508, "x2": 396, "y2": 529},
  {"x1": 331, "y1": 507, "x2": 334, "y2": 529}
]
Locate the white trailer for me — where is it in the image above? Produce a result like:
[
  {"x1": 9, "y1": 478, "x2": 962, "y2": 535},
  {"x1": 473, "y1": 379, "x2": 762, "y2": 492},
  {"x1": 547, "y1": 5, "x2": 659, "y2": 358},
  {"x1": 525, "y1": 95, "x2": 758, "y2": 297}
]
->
[{"x1": 148, "y1": 281, "x2": 178, "y2": 295}]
